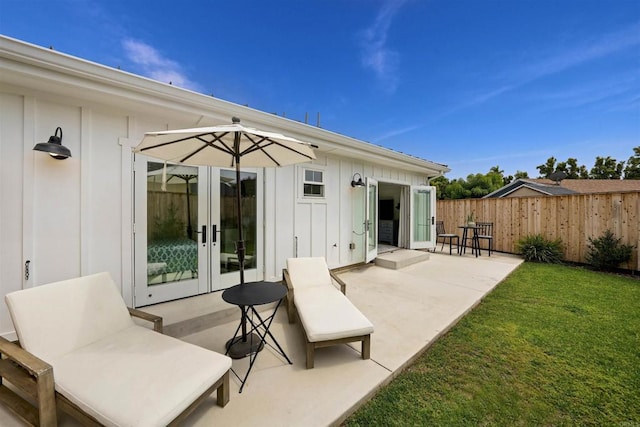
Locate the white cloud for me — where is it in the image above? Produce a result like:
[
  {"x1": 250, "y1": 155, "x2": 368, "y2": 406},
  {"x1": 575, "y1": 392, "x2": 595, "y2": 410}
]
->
[
  {"x1": 359, "y1": 0, "x2": 407, "y2": 93},
  {"x1": 122, "y1": 39, "x2": 201, "y2": 92},
  {"x1": 520, "y1": 22, "x2": 640, "y2": 81}
]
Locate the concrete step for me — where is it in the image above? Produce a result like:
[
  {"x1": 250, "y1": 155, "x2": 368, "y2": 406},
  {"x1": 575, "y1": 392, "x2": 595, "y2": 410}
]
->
[{"x1": 374, "y1": 249, "x2": 430, "y2": 270}]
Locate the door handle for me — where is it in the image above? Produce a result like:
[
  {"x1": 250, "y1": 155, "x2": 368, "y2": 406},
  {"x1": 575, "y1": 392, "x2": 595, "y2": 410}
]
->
[
  {"x1": 212, "y1": 224, "x2": 217, "y2": 243},
  {"x1": 196, "y1": 225, "x2": 207, "y2": 244}
]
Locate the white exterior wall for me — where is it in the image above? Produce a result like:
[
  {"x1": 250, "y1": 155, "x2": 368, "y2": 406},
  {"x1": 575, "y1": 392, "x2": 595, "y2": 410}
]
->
[
  {"x1": 261, "y1": 152, "x2": 429, "y2": 282},
  {"x1": 0, "y1": 36, "x2": 447, "y2": 337}
]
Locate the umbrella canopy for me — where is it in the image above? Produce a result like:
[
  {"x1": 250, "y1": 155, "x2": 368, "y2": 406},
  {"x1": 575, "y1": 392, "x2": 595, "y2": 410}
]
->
[
  {"x1": 134, "y1": 120, "x2": 316, "y2": 168},
  {"x1": 134, "y1": 117, "x2": 316, "y2": 283}
]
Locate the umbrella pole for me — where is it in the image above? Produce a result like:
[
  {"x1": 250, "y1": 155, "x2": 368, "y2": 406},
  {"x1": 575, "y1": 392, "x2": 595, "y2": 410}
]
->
[
  {"x1": 225, "y1": 130, "x2": 264, "y2": 359},
  {"x1": 235, "y1": 156, "x2": 245, "y2": 287},
  {"x1": 236, "y1": 158, "x2": 248, "y2": 343},
  {"x1": 226, "y1": 132, "x2": 264, "y2": 359}
]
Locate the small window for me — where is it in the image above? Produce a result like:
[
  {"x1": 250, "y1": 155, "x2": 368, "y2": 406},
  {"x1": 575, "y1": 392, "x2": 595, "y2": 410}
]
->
[{"x1": 303, "y1": 169, "x2": 324, "y2": 197}]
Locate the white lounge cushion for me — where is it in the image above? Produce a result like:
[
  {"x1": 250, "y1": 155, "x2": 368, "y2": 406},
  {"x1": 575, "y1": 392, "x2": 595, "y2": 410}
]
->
[
  {"x1": 287, "y1": 257, "x2": 333, "y2": 290},
  {"x1": 50, "y1": 325, "x2": 232, "y2": 427},
  {"x1": 294, "y1": 286, "x2": 374, "y2": 342},
  {"x1": 5, "y1": 272, "x2": 134, "y2": 361}
]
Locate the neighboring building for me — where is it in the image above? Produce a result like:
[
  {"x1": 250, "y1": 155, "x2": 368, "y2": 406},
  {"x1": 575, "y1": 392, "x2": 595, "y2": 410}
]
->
[
  {"x1": 484, "y1": 178, "x2": 640, "y2": 198},
  {"x1": 0, "y1": 36, "x2": 449, "y2": 337}
]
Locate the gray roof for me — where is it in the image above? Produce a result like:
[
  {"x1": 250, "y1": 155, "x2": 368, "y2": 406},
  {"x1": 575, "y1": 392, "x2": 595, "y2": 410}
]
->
[{"x1": 484, "y1": 179, "x2": 578, "y2": 198}]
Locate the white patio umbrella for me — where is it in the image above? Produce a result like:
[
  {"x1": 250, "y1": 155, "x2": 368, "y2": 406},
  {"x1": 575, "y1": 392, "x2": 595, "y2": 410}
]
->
[
  {"x1": 135, "y1": 117, "x2": 316, "y2": 284},
  {"x1": 134, "y1": 117, "x2": 316, "y2": 356}
]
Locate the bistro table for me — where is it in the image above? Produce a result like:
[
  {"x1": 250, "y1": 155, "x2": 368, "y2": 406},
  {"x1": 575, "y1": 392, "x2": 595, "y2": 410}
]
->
[
  {"x1": 222, "y1": 281, "x2": 292, "y2": 392},
  {"x1": 458, "y1": 225, "x2": 481, "y2": 257}
]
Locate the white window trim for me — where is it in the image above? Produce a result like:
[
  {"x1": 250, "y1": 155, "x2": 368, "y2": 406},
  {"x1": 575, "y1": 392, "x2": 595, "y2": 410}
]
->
[{"x1": 302, "y1": 167, "x2": 326, "y2": 199}]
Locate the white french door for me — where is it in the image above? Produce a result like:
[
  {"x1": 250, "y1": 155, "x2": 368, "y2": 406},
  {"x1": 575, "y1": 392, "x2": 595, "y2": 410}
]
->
[
  {"x1": 365, "y1": 177, "x2": 378, "y2": 263},
  {"x1": 134, "y1": 156, "x2": 262, "y2": 306},
  {"x1": 214, "y1": 168, "x2": 263, "y2": 289},
  {"x1": 409, "y1": 185, "x2": 436, "y2": 250}
]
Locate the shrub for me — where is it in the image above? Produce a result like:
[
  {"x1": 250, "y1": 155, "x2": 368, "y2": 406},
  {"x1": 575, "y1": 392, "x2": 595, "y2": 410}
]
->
[
  {"x1": 516, "y1": 234, "x2": 564, "y2": 264},
  {"x1": 585, "y1": 229, "x2": 634, "y2": 271}
]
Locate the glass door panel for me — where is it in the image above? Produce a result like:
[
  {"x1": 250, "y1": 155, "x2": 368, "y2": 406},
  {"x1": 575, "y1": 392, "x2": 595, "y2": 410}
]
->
[
  {"x1": 216, "y1": 168, "x2": 262, "y2": 289},
  {"x1": 409, "y1": 185, "x2": 436, "y2": 249},
  {"x1": 135, "y1": 159, "x2": 208, "y2": 306},
  {"x1": 146, "y1": 163, "x2": 199, "y2": 285}
]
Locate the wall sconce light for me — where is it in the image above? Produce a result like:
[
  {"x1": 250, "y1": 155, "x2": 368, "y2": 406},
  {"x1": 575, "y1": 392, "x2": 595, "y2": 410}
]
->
[
  {"x1": 351, "y1": 173, "x2": 365, "y2": 187},
  {"x1": 33, "y1": 127, "x2": 72, "y2": 160}
]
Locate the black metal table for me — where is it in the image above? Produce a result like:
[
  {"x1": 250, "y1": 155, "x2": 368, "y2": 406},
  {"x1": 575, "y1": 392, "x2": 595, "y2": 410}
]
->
[
  {"x1": 458, "y1": 225, "x2": 481, "y2": 257},
  {"x1": 222, "y1": 281, "x2": 292, "y2": 392}
]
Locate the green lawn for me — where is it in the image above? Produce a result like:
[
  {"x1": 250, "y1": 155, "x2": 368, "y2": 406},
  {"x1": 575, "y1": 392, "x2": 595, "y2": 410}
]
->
[{"x1": 345, "y1": 263, "x2": 640, "y2": 426}]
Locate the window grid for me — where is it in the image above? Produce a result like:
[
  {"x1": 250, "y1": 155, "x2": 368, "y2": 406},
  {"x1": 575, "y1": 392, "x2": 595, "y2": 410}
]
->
[{"x1": 303, "y1": 169, "x2": 325, "y2": 198}]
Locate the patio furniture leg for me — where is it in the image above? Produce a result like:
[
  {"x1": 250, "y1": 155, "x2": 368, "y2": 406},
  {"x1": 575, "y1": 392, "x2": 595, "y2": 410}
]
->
[
  {"x1": 217, "y1": 371, "x2": 230, "y2": 407},
  {"x1": 362, "y1": 335, "x2": 371, "y2": 360},
  {"x1": 306, "y1": 341, "x2": 315, "y2": 369}
]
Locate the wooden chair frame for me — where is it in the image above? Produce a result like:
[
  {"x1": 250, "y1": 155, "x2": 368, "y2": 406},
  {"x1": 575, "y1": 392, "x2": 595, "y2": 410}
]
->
[
  {"x1": 0, "y1": 309, "x2": 229, "y2": 426},
  {"x1": 282, "y1": 268, "x2": 371, "y2": 369}
]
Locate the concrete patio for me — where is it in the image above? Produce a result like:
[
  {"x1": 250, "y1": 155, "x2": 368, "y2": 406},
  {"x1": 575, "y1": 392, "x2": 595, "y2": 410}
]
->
[{"x1": 0, "y1": 250, "x2": 523, "y2": 426}]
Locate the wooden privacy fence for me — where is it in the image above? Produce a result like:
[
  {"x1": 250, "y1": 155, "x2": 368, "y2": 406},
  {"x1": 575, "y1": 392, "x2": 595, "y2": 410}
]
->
[{"x1": 436, "y1": 192, "x2": 640, "y2": 271}]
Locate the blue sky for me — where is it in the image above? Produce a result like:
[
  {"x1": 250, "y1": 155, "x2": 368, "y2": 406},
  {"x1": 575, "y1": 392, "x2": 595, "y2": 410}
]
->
[{"x1": 2, "y1": 0, "x2": 639, "y2": 179}]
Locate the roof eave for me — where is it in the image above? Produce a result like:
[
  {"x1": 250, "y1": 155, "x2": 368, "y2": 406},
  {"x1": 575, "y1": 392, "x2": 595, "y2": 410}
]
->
[{"x1": 0, "y1": 35, "x2": 449, "y2": 177}]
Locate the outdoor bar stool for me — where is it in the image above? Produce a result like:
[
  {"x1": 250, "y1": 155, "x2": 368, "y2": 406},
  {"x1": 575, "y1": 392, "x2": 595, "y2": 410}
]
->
[
  {"x1": 436, "y1": 221, "x2": 459, "y2": 255},
  {"x1": 476, "y1": 222, "x2": 494, "y2": 256}
]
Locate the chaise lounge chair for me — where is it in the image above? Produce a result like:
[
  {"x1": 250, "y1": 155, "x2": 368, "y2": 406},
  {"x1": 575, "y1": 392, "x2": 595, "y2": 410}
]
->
[
  {"x1": 283, "y1": 257, "x2": 374, "y2": 369},
  {"x1": 0, "y1": 272, "x2": 231, "y2": 426}
]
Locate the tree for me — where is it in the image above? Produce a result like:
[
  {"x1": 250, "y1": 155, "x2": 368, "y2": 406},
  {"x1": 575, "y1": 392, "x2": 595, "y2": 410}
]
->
[
  {"x1": 558, "y1": 158, "x2": 589, "y2": 179},
  {"x1": 489, "y1": 166, "x2": 504, "y2": 175},
  {"x1": 537, "y1": 157, "x2": 557, "y2": 178},
  {"x1": 487, "y1": 165, "x2": 512, "y2": 186},
  {"x1": 538, "y1": 156, "x2": 588, "y2": 179},
  {"x1": 430, "y1": 176, "x2": 449, "y2": 199},
  {"x1": 624, "y1": 146, "x2": 640, "y2": 179},
  {"x1": 514, "y1": 170, "x2": 529, "y2": 179},
  {"x1": 444, "y1": 179, "x2": 469, "y2": 199},
  {"x1": 463, "y1": 169, "x2": 504, "y2": 198},
  {"x1": 590, "y1": 156, "x2": 624, "y2": 179}
]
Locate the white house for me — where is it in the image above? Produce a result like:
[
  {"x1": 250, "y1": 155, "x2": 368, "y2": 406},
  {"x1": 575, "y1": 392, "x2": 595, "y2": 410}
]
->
[{"x1": 0, "y1": 35, "x2": 449, "y2": 337}]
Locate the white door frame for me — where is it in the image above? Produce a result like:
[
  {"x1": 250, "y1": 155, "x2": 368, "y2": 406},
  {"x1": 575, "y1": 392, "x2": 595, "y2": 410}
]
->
[
  {"x1": 365, "y1": 177, "x2": 378, "y2": 263},
  {"x1": 409, "y1": 185, "x2": 436, "y2": 250},
  {"x1": 133, "y1": 157, "x2": 207, "y2": 306}
]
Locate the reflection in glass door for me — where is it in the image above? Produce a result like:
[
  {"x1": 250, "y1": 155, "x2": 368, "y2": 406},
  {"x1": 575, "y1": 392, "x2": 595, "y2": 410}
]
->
[
  {"x1": 216, "y1": 169, "x2": 260, "y2": 288},
  {"x1": 146, "y1": 163, "x2": 199, "y2": 285},
  {"x1": 135, "y1": 159, "x2": 207, "y2": 306}
]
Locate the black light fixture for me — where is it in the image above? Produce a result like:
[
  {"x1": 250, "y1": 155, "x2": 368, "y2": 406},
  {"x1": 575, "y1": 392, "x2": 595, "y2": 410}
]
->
[
  {"x1": 33, "y1": 127, "x2": 72, "y2": 160},
  {"x1": 350, "y1": 173, "x2": 365, "y2": 187}
]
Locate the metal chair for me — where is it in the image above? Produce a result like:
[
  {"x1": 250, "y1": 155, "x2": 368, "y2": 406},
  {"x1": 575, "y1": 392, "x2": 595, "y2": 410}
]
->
[
  {"x1": 476, "y1": 222, "x2": 494, "y2": 256},
  {"x1": 436, "y1": 221, "x2": 459, "y2": 255}
]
